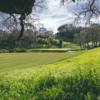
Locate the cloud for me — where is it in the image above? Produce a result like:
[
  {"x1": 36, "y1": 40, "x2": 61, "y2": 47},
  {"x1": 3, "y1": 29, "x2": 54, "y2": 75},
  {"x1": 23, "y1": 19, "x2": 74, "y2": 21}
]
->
[{"x1": 38, "y1": 0, "x2": 75, "y2": 33}]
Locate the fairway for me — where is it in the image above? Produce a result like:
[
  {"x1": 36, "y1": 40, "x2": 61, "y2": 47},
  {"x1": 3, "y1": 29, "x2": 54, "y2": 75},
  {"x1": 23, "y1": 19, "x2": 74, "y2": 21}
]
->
[{"x1": 0, "y1": 52, "x2": 77, "y2": 73}]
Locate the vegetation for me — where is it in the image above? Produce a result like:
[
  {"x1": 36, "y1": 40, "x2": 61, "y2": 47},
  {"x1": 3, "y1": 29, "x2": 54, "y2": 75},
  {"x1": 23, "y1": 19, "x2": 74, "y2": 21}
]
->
[
  {"x1": 57, "y1": 23, "x2": 100, "y2": 49},
  {"x1": 0, "y1": 52, "x2": 77, "y2": 73},
  {"x1": 0, "y1": 29, "x2": 80, "y2": 51},
  {"x1": 75, "y1": 24, "x2": 100, "y2": 49},
  {"x1": 0, "y1": 0, "x2": 100, "y2": 99},
  {"x1": 0, "y1": 29, "x2": 53, "y2": 50},
  {"x1": 0, "y1": 48, "x2": 99, "y2": 99},
  {"x1": 57, "y1": 24, "x2": 82, "y2": 42},
  {"x1": 0, "y1": 0, "x2": 36, "y2": 39}
]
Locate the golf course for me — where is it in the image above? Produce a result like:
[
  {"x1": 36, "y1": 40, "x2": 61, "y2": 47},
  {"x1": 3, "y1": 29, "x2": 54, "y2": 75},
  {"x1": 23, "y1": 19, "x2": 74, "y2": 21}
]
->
[
  {"x1": 0, "y1": 48, "x2": 100, "y2": 99},
  {"x1": 0, "y1": 0, "x2": 100, "y2": 99}
]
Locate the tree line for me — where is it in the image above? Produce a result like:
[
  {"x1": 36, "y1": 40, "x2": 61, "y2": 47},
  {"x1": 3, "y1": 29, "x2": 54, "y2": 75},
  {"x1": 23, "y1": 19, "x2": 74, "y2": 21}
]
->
[
  {"x1": 57, "y1": 23, "x2": 100, "y2": 49},
  {"x1": 0, "y1": 29, "x2": 62, "y2": 52}
]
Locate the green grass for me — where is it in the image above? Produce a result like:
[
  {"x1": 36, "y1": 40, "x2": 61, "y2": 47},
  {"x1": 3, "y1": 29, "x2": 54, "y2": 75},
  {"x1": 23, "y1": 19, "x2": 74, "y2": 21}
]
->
[
  {"x1": 0, "y1": 48, "x2": 100, "y2": 99},
  {"x1": 27, "y1": 48, "x2": 79, "y2": 52},
  {"x1": 0, "y1": 51, "x2": 79, "y2": 73}
]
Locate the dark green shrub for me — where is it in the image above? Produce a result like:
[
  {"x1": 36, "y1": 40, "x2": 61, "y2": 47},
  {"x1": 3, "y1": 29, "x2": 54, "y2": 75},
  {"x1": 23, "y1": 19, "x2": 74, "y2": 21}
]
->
[
  {"x1": 0, "y1": 49, "x2": 9, "y2": 53},
  {"x1": 14, "y1": 48, "x2": 27, "y2": 52}
]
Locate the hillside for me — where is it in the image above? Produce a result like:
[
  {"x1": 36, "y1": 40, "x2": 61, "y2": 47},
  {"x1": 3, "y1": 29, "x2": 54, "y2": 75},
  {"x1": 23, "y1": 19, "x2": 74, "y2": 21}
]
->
[
  {"x1": 1, "y1": 48, "x2": 100, "y2": 78},
  {"x1": 0, "y1": 48, "x2": 100, "y2": 99}
]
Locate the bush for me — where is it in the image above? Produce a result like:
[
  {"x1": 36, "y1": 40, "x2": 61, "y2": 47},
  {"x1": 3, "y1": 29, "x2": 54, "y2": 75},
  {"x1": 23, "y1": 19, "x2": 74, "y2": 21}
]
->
[
  {"x1": 31, "y1": 44, "x2": 52, "y2": 49},
  {"x1": 0, "y1": 49, "x2": 9, "y2": 53},
  {"x1": 14, "y1": 48, "x2": 27, "y2": 52}
]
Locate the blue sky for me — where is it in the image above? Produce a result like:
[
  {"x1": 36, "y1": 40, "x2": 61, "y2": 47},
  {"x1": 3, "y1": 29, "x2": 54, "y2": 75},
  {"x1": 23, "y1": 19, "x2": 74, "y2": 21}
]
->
[{"x1": 37, "y1": 0, "x2": 75, "y2": 33}]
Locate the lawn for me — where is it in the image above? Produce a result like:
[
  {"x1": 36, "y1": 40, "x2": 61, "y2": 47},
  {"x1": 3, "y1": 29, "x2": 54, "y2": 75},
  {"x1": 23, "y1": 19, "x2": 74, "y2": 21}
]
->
[
  {"x1": 0, "y1": 51, "x2": 78, "y2": 73},
  {"x1": 0, "y1": 48, "x2": 100, "y2": 100}
]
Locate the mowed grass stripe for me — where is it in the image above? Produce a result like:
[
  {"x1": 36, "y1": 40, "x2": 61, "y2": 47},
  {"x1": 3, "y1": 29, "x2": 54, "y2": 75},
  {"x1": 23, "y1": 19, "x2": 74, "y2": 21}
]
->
[{"x1": 0, "y1": 52, "x2": 78, "y2": 73}]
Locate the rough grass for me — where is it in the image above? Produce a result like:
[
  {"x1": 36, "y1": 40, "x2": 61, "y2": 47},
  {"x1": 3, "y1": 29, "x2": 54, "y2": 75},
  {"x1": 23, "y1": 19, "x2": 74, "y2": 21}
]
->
[{"x1": 0, "y1": 48, "x2": 100, "y2": 100}]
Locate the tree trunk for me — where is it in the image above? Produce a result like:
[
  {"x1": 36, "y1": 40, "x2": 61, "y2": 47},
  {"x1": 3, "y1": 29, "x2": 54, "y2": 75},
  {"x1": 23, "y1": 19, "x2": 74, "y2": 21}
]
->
[{"x1": 17, "y1": 14, "x2": 25, "y2": 40}]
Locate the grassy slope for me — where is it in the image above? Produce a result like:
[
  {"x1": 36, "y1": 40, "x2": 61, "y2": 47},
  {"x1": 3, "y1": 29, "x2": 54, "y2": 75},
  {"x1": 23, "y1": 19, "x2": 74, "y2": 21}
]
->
[
  {"x1": 0, "y1": 48, "x2": 99, "y2": 80},
  {"x1": 0, "y1": 48, "x2": 100, "y2": 99}
]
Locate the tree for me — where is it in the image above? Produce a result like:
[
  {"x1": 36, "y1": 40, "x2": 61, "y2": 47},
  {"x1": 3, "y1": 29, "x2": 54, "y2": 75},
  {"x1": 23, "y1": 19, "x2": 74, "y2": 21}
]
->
[
  {"x1": 72, "y1": 0, "x2": 100, "y2": 24},
  {"x1": 57, "y1": 24, "x2": 81, "y2": 42},
  {"x1": 62, "y1": 0, "x2": 100, "y2": 24},
  {"x1": 88, "y1": 24, "x2": 100, "y2": 47},
  {"x1": 75, "y1": 24, "x2": 100, "y2": 49},
  {"x1": 0, "y1": 0, "x2": 36, "y2": 39}
]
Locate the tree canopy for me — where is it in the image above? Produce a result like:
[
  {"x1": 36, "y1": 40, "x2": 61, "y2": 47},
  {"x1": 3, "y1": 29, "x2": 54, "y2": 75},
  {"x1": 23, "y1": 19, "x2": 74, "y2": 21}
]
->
[
  {"x1": 0, "y1": 0, "x2": 35, "y2": 15},
  {"x1": 0, "y1": 0, "x2": 36, "y2": 40},
  {"x1": 57, "y1": 24, "x2": 82, "y2": 42}
]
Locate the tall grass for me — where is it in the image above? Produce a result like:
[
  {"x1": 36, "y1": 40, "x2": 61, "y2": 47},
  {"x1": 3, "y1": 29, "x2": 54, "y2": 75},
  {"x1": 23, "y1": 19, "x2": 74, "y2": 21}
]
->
[
  {"x1": 34, "y1": 69, "x2": 100, "y2": 100},
  {"x1": 0, "y1": 69, "x2": 100, "y2": 100}
]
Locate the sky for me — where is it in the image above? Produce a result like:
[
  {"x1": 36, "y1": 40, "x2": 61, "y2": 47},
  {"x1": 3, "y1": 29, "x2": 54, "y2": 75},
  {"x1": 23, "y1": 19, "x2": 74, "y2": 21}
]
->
[
  {"x1": 0, "y1": 0, "x2": 75, "y2": 32},
  {"x1": 36, "y1": 0, "x2": 100, "y2": 33},
  {"x1": 0, "y1": 0, "x2": 86, "y2": 33},
  {"x1": 1, "y1": 0, "x2": 98, "y2": 33},
  {"x1": 37, "y1": 0, "x2": 75, "y2": 33}
]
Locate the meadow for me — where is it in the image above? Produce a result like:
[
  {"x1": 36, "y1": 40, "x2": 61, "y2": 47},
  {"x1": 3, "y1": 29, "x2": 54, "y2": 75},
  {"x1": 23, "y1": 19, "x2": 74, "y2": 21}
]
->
[{"x1": 0, "y1": 48, "x2": 100, "y2": 100}]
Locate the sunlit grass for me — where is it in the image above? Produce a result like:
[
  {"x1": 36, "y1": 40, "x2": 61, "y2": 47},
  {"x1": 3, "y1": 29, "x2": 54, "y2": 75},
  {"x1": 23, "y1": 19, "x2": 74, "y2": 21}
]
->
[
  {"x1": 0, "y1": 48, "x2": 100, "y2": 99},
  {"x1": 0, "y1": 52, "x2": 78, "y2": 73},
  {"x1": 0, "y1": 48, "x2": 99, "y2": 80}
]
